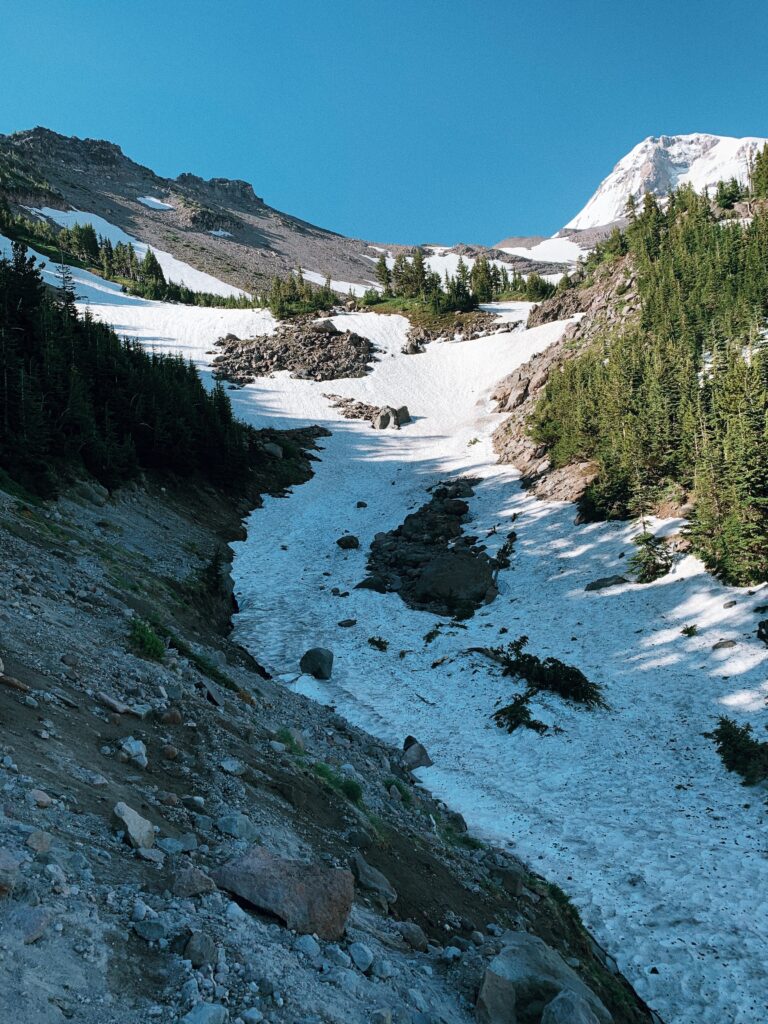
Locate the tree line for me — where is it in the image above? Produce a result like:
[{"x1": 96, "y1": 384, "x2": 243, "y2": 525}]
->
[
  {"x1": 0, "y1": 242, "x2": 265, "y2": 497},
  {"x1": 532, "y1": 182, "x2": 768, "y2": 585}
]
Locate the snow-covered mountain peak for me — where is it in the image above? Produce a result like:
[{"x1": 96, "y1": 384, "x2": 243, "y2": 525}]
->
[{"x1": 564, "y1": 132, "x2": 768, "y2": 231}]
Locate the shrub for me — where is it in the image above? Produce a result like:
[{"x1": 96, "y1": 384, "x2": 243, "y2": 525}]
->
[
  {"x1": 705, "y1": 717, "x2": 768, "y2": 785},
  {"x1": 129, "y1": 618, "x2": 165, "y2": 661},
  {"x1": 368, "y1": 636, "x2": 388, "y2": 651},
  {"x1": 314, "y1": 763, "x2": 364, "y2": 805},
  {"x1": 681, "y1": 624, "x2": 698, "y2": 637},
  {"x1": 629, "y1": 531, "x2": 673, "y2": 583},
  {"x1": 493, "y1": 694, "x2": 548, "y2": 734},
  {"x1": 491, "y1": 636, "x2": 607, "y2": 708}
]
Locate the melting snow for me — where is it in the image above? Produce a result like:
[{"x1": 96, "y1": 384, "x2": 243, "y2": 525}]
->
[{"x1": 137, "y1": 195, "x2": 174, "y2": 210}]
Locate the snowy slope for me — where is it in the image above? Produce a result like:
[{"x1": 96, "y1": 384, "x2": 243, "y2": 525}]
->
[
  {"x1": 565, "y1": 133, "x2": 768, "y2": 230},
  {"x1": 29, "y1": 207, "x2": 249, "y2": 298},
  {"x1": 4, "y1": 231, "x2": 767, "y2": 1023},
  {"x1": 221, "y1": 312, "x2": 767, "y2": 1024}
]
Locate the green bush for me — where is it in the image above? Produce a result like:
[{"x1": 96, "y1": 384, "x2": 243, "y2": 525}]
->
[
  {"x1": 629, "y1": 531, "x2": 673, "y2": 583},
  {"x1": 493, "y1": 694, "x2": 548, "y2": 734},
  {"x1": 492, "y1": 636, "x2": 607, "y2": 708},
  {"x1": 129, "y1": 618, "x2": 165, "y2": 661}
]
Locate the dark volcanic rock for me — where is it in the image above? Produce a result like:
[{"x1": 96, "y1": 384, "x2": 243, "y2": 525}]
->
[
  {"x1": 361, "y1": 478, "x2": 501, "y2": 617},
  {"x1": 300, "y1": 647, "x2": 334, "y2": 679}
]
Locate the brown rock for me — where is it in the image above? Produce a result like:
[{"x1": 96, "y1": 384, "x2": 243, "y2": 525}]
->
[
  {"x1": 213, "y1": 846, "x2": 354, "y2": 940},
  {"x1": 26, "y1": 831, "x2": 53, "y2": 854},
  {"x1": 173, "y1": 866, "x2": 217, "y2": 898}
]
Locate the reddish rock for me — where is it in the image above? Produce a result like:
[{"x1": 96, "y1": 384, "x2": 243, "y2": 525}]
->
[{"x1": 213, "y1": 846, "x2": 353, "y2": 940}]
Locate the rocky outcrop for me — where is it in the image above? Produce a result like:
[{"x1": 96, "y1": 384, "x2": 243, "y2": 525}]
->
[
  {"x1": 213, "y1": 319, "x2": 376, "y2": 384},
  {"x1": 324, "y1": 395, "x2": 411, "y2": 429},
  {"x1": 492, "y1": 257, "x2": 638, "y2": 503},
  {"x1": 359, "y1": 478, "x2": 501, "y2": 618}
]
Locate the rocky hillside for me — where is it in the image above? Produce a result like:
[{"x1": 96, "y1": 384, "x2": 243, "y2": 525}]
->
[
  {"x1": 0, "y1": 448, "x2": 660, "y2": 1024},
  {"x1": 0, "y1": 127, "x2": 391, "y2": 292},
  {"x1": 491, "y1": 258, "x2": 640, "y2": 503}
]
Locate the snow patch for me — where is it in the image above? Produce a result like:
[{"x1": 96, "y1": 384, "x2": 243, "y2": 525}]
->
[{"x1": 137, "y1": 195, "x2": 174, "y2": 211}]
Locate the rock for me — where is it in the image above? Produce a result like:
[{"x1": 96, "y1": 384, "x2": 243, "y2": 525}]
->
[
  {"x1": 28, "y1": 788, "x2": 52, "y2": 808},
  {"x1": 349, "y1": 941, "x2": 374, "y2": 972},
  {"x1": 13, "y1": 905, "x2": 52, "y2": 944},
  {"x1": 26, "y1": 830, "x2": 53, "y2": 854},
  {"x1": 241, "y1": 1010, "x2": 264, "y2": 1024},
  {"x1": 299, "y1": 647, "x2": 334, "y2": 680},
  {"x1": 356, "y1": 500, "x2": 368, "y2": 508},
  {"x1": 121, "y1": 736, "x2": 148, "y2": 769},
  {"x1": 212, "y1": 846, "x2": 354, "y2": 940},
  {"x1": 217, "y1": 812, "x2": 259, "y2": 842},
  {"x1": 758, "y1": 619, "x2": 768, "y2": 645},
  {"x1": 263, "y1": 441, "x2": 283, "y2": 459},
  {"x1": 134, "y1": 919, "x2": 167, "y2": 942},
  {"x1": 185, "y1": 930, "x2": 218, "y2": 967},
  {"x1": 411, "y1": 550, "x2": 495, "y2": 607},
  {"x1": 584, "y1": 575, "x2": 628, "y2": 592},
  {"x1": 336, "y1": 534, "x2": 360, "y2": 550},
  {"x1": 113, "y1": 802, "x2": 155, "y2": 849},
  {"x1": 350, "y1": 852, "x2": 397, "y2": 904},
  {"x1": 220, "y1": 756, "x2": 245, "y2": 775},
  {"x1": 180, "y1": 1004, "x2": 229, "y2": 1024},
  {"x1": 542, "y1": 991, "x2": 602, "y2": 1024},
  {"x1": 712, "y1": 639, "x2": 737, "y2": 650},
  {"x1": 173, "y1": 867, "x2": 217, "y2": 897},
  {"x1": 476, "y1": 933, "x2": 612, "y2": 1024},
  {"x1": 355, "y1": 574, "x2": 388, "y2": 593},
  {"x1": 294, "y1": 934, "x2": 322, "y2": 959},
  {"x1": 397, "y1": 920, "x2": 428, "y2": 952},
  {"x1": 395, "y1": 405, "x2": 411, "y2": 425},
  {"x1": 337, "y1": 618, "x2": 357, "y2": 628},
  {"x1": 372, "y1": 408, "x2": 392, "y2": 429},
  {"x1": 314, "y1": 318, "x2": 340, "y2": 335},
  {"x1": 402, "y1": 736, "x2": 433, "y2": 770}
]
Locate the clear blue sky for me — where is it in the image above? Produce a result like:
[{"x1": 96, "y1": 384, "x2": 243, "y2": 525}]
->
[{"x1": 2, "y1": 0, "x2": 767, "y2": 245}]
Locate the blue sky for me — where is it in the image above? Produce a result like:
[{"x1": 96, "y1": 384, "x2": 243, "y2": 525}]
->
[{"x1": 2, "y1": 0, "x2": 767, "y2": 245}]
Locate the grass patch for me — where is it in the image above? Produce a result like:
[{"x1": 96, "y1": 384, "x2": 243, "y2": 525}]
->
[
  {"x1": 705, "y1": 717, "x2": 768, "y2": 785},
  {"x1": 314, "y1": 762, "x2": 364, "y2": 805},
  {"x1": 128, "y1": 618, "x2": 165, "y2": 661},
  {"x1": 275, "y1": 727, "x2": 303, "y2": 755}
]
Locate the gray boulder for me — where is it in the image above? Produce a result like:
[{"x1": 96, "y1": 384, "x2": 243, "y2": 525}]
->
[
  {"x1": 300, "y1": 647, "x2": 334, "y2": 680},
  {"x1": 336, "y1": 534, "x2": 360, "y2": 550},
  {"x1": 476, "y1": 933, "x2": 612, "y2": 1024},
  {"x1": 402, "y1": 735, "x2": 433, "y2": 770},
  {"x1": 263, "y1": 441, "x2": 283, "y2": 459},
  {"x1": 372, "y1": 408, "x2": 392, "y2": 430},
  {"x1": 542, "y1": 991, "x2": 602, "y2": 1024},
  {"x1": 180, "y1": 1004, "x2": 229, "y2": 1024},
  {"x1": 350, "y1": 852, "x2": 397, "y2": 904},
  {"x1": 395, "y1": 405, "x2": 411, "y2": 425},
  {"x1": 113, "y1": 802, "x2": 154, "y2": 849}
]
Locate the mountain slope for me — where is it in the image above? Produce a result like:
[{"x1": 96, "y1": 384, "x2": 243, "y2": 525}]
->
[
  {"x1": 0, "y1": 127, "x2": 389, "y2": 292},
  {"x1": 564, "y1": 132, "x2": 768, "y2": 231}
]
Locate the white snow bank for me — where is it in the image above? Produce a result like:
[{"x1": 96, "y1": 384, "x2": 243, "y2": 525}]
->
[
  {"x1": 137, "y1": 195, "x2": 174, "y2": 211},
  {"x1": 30, "y1": 207, "x2": 248, "y2": 298},
  {"x1": 499, "y1": 236, "x2": 586, "y2": 263},
  {"x1": 209, "y1": 229, "x2": 233, "y2": 238},
  {"x1": 300, "y1": 268, "x2": 375, "y2": 297}
]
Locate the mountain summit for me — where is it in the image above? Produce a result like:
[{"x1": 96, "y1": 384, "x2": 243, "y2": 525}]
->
[{"x1": 564, "y1": 132, "x2": 768, "y2": 231}]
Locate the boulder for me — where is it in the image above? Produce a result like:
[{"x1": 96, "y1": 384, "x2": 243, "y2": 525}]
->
[
  {"x1": 395, "y1": 405, "x2": 411, "y2": 425},
  {"x1": 397, "y1": 920, "x2": 428, "y2": 951},
  {"x1": 402, "y1": 736, "x2": 433, "y2": 770},
  {"x1": 350, "y1": 852, "x2": 397, "y2": 904},
  {"x1": 584, "y1": 575, "x2": 629, "y2": 592},
  {"x1": 113, "y1": 802, "x2": 154, "y2": 849},
  {"x1": 372, "y1": 408, "x2": 392, "y2": 430},
  {"x1": 756, "y1": 619, "x2": 768, "y2": 645},
  {"x1": 476, "y1": 933, "x2": 612, "y2": 1024},
  {"x1": 180, "y1": 1004, "x2": 229, "y2": 1024},
  {"x1": 184, "y1": 930, "x2": 217, "y2": 967},
  {"x1": 299, "y1": 647, "x2": 334, "y2": 680},
  {"x1": 542, "y1": 991, "x2": 602, "y2": 1024},
  {"x1": 173, "y1": 867, "x2": 217, "y2": 898},
  {"x1": 336, "y1": 535, "x2": 360, "y2": 550},
  {"x1": 263, "y1": 441, "x2": 283, "y2": 459},
  {"x1": 314, "y1": 319, "x2": 340, "y2": 335},
  {"x1": 212, "y1": 846, "x2": 354, "y2": 940},
  {"x1": 412, "y1": 551, "x2": 495, "y2": 606}
]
